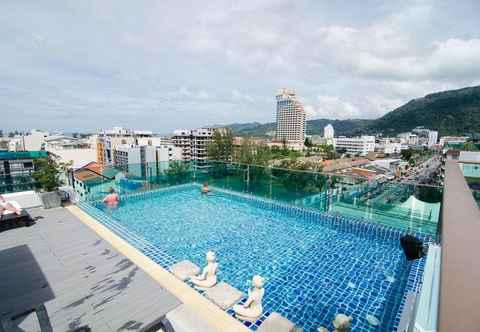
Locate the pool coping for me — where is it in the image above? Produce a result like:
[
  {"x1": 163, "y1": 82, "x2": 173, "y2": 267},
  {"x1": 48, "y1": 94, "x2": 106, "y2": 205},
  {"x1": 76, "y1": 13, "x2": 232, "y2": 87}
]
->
[{"x1": 66, "y1": 205, "x2": 250, "y2": 332}]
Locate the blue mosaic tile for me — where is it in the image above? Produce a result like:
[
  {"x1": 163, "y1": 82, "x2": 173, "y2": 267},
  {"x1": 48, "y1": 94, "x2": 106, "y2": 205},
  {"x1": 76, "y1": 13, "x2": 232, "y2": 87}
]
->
[{"x1": 80, "y1": 183, "x2": 433, "y2": 332}]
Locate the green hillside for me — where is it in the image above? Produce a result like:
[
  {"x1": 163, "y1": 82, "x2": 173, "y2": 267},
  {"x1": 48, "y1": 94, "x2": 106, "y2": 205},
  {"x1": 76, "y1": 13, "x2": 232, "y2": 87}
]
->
[
  {"x1": 367, "y1": 85, "x2": 480, "y2": 136},
  {"x1": 225, "y1": 85, "x2": 480, "y2": 137}
]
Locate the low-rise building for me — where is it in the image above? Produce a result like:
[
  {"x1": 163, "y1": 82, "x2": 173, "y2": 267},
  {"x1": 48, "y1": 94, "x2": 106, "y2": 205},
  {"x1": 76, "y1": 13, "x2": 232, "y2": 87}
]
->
[
  {"x1": 22, "y1": 130, "x2": 50, "y2": 151},
  {"x1": 44, "y1": 135, "x2": 97, "y2": 169},
  {"x1": 376, "y1": 139, "x2": 402, "y2": 155},
  {"x1": 439, "y1": 136, "x2": 468, "y2": 146},
  {"x1": 398, "y1": 132, "x2": 419, "y2": 146},
  {"x1": 334, "y1": 136, "x2": 375, "y2": 156}
]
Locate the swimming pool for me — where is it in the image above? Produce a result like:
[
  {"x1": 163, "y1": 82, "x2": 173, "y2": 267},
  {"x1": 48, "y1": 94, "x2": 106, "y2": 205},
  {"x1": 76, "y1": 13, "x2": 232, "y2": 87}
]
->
[{"x1": 82, "y1": 184, "x2": 428, "y2": 331}]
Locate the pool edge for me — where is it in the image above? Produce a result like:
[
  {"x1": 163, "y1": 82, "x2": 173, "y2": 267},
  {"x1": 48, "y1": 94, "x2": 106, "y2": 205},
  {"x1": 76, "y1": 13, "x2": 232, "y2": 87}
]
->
[{"x1": 66, "y1": 205, "x2": 250, "y2": 332}]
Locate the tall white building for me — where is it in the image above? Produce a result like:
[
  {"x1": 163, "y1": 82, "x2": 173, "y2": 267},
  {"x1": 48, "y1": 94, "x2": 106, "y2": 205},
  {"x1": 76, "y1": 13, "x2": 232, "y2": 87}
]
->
[
  {"x1": 334, "y1": 136, "x2": 375, "y2": 156},
  {"x1": 324, "y1": 124, "x2": 334, "y2": 139},
  {"x1": 427, "y1": 130, "x2": 438, "y2": 147},
  {"x1": 172, "y1": 128, "x2": 216, "y2": 167},
  {"x1": 275, "y1": 89, "x2": 306, "y2": 143}
]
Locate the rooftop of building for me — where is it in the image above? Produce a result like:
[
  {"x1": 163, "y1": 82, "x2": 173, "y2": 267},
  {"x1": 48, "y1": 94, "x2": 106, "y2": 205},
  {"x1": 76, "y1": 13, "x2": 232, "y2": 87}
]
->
[{"x1": 0, "y1": 150, "x2": 49, "y2": 160}]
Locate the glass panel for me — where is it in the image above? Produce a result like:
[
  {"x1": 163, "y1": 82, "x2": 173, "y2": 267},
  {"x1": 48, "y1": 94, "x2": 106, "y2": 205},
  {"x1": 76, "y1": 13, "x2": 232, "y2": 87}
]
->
[
  {"x1": 459, "y1": 162, "x2": 480, "y2": 208},
  {"x1": 77, "y1": 160, "x2": 443, "y2": 236},
  {"x1": 0, "y1": 174, "x2": 41, "y2": 193}
]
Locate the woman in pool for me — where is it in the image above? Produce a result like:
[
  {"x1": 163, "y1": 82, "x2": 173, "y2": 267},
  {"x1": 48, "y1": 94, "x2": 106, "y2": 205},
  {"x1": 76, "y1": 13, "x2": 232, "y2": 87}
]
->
[
  {"x1": 103, "y1": 187, "x2": 120, "y2": 208},
  {"x1": 201, "y1": 182, "x2": 210, "y2": 194},
  {"x1": 0, "y1": 194, "x2": 22, "y2": 216}
]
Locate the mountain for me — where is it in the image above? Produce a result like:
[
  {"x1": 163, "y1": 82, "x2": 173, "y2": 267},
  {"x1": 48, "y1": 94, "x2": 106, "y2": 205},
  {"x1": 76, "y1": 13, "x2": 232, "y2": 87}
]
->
[
  {"x1": 225, "y1": 85, "x2": 480, "y2": 137},
  {"x1": 367, "y1": 85, "x2": 480, "y2": 136}
]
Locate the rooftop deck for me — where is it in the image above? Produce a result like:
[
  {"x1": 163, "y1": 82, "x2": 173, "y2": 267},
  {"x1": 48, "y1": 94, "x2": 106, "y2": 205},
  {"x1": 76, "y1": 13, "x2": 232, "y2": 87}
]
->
[{"x1": 0, "y1": 207, "x2": 180, "y2": 331}]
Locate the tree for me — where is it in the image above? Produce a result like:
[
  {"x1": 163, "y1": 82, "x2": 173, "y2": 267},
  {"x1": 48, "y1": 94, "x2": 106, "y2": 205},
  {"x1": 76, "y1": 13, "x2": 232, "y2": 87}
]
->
[
  {"x1": 165, "y1": 161, "x2": 189, "y2": 176},
  {"x1": 238, "y1": 137, "x2": 255, "y2": 164},
  {"x1": 401, "y1": 149, "x2": 414, "y2": 161},
  {"x1": 463, "y1": 141, "x2": 476, "y2": 151},
  {"x1": 207, "y1": 128, "x2": 234, "y2": 162},
  {"x1": 304, "y1": 137, "x2": 313, "y2": 148},
  {"x1": 32, "y1": 158, "x2": 65, "y2": 192},
  {"x1": 281, "y1": 138, "x2": 287, "y2": 152}
]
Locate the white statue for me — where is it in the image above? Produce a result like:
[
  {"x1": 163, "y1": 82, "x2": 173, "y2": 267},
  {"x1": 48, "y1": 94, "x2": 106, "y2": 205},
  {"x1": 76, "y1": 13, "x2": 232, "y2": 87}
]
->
[
  {"x1": 234, "y1": 275, "x2": 265, "y2": 322},
  {"x1": 190, "y1": 251, "x2": 218, "y2": 289},
  {"x1": 333, "y1": 314, "x2": 353, "y2": 332}
]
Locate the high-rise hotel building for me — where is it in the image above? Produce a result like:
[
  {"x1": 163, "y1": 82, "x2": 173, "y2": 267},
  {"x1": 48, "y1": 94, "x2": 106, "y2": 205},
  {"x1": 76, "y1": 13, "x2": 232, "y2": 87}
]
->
[{"x1": 275, "y1": 88, "x2": 306, "y2": 142}]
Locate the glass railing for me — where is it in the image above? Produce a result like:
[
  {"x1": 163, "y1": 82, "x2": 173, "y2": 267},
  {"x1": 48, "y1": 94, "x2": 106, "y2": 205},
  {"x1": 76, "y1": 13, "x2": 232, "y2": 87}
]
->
[
  {"x1": 78, "y1": 160, "x2": 443, "y2": 236},
  {"x1": 471, "y1": 190, "x2": 480, "y2": 208},
  {"x1": 459, "y1": 162, "x2": 480, "y2": 208},
  {"x1": 0, "y1": 174, "x2": 41, "y2": 194}
]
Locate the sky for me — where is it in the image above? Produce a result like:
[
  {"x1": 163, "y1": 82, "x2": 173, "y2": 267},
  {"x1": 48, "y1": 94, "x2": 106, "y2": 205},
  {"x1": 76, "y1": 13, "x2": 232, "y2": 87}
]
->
[{"x1": 1, "y1": 0, "x2": 480, "y2": 133}]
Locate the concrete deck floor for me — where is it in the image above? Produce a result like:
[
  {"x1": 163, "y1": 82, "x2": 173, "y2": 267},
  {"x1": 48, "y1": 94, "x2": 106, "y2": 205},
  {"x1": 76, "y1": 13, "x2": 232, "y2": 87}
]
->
[{"x1": 0, "y1": 207, "x2": 181, "y2": 332}]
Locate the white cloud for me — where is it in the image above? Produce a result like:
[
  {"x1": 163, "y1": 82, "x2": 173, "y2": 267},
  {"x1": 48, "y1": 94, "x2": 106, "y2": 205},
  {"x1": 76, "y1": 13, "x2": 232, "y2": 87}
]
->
[
  {"x1": 0, "y1": 0, "x2": 479, "y2": 132},
  {"x1": 305, "y1": 96, "x2": 361, "y2": 119},
  {"x1": 231, "y1": 89, "x2": 254, "y2": 102}
]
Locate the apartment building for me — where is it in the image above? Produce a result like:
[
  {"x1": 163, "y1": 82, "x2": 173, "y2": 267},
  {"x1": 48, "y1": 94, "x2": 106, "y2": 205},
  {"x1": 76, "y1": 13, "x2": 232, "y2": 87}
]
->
[
  {"x1": 398, "y1": 132, "x2": 420, "y2": 146},
  {"x1": 412, "y1": 127, "x2": 439, "y2": 147},
  {"x1": 96, "y1": 127, "x2": 154, "y2": 166},
  {"x1": 375, "y1": 138, "x2": 404, "y2": 155},
  {"x1": 334, "y1": 136, "x2": 375, "y2": 156},
  {"x1": 275, "y1": 89, "x2": 306, "y2": 143},
  {"x1": 172, "y1": 128, "x2": 216, "y2": 167},
  {"x1": 113, "y1": 144, "x2": 182, "y2": 178}
]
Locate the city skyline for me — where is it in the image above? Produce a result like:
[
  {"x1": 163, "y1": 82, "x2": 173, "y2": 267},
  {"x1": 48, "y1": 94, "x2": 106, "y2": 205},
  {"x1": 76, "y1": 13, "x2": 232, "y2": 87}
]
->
[{"x1": 1, "y1": 0, "x2": 480, "y2": 133}]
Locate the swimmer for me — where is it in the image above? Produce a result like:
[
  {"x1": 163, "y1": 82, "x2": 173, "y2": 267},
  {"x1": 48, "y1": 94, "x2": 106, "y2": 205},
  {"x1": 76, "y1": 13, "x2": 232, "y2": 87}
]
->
[
  {"x1": 102, "y1": 187, "x2": 120, "y2": 208},
  {"x1": 201, "y1": 182, "x2": 210, "y2": 194}
]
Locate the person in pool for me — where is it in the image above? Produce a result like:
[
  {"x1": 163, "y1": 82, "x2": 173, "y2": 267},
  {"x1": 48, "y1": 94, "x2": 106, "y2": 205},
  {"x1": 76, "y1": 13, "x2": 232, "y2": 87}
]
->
[
  {"x1": 201, "y1": 182, "x2": 210, "y2": 194},
  {"x1": 103, "y1": 187, "x2": 120, "y2": 208}
]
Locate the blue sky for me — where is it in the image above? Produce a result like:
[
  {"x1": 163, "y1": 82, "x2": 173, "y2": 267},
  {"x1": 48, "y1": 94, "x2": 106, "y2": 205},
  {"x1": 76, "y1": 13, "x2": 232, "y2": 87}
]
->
[{"x1": 1, "y1": 0, "x2": 480, "y2": 133}]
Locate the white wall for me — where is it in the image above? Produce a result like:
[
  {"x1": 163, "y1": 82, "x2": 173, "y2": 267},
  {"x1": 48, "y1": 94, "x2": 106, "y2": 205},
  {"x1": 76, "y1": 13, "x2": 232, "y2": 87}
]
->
[
  {"x1": 47, "y1": 148, "x2": 97, "y2": 169},
  {"x1": 23, "y1": 130, "x2": 49, "y2": 151}
]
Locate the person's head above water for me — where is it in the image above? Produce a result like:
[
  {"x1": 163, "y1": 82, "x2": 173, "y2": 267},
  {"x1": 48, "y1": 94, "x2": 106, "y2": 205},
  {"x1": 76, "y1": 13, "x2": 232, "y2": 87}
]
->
[
  {"x1": 203, "y1": 182, "x2": 208, "y2": 187},
  {"x1": 108, "y1": 187, "x2": 115, "y2": 194}
]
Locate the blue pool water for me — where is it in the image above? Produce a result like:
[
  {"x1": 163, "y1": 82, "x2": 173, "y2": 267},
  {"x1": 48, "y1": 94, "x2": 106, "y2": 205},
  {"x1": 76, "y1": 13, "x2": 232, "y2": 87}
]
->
[{"x1": 87, "y1": 184, "x2": 426, "y2": 331}]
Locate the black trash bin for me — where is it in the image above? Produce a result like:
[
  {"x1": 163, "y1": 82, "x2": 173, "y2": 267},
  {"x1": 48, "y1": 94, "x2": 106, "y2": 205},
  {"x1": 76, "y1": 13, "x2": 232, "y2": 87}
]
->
[{"x1": 400, "y1": 235, "x2": 425, "y2": 261}]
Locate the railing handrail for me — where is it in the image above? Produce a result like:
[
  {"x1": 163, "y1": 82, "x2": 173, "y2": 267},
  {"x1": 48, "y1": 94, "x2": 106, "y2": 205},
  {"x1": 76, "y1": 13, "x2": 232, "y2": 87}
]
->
[
  {"x1": 438, "y1": 160, "x2": 480, "y2": 331},
  {"x1": 197, "y1": 159, "x2": 444, "y2": 189}
]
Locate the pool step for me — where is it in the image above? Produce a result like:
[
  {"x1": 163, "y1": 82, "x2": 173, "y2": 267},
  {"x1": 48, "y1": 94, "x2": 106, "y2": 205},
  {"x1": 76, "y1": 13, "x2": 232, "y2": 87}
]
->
[
  {"x1": 165, "y1": 304, "x2": 216, "y2": 332},
  {"x1": 170, "y1": 260, "x2": 201, "y2": 281},
  {"x1": 257, "y1": 312, "x2": 297, "y2": 332},
  {"x1": 204, "y1": 282, "x2": 244, "y2": 310}
]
